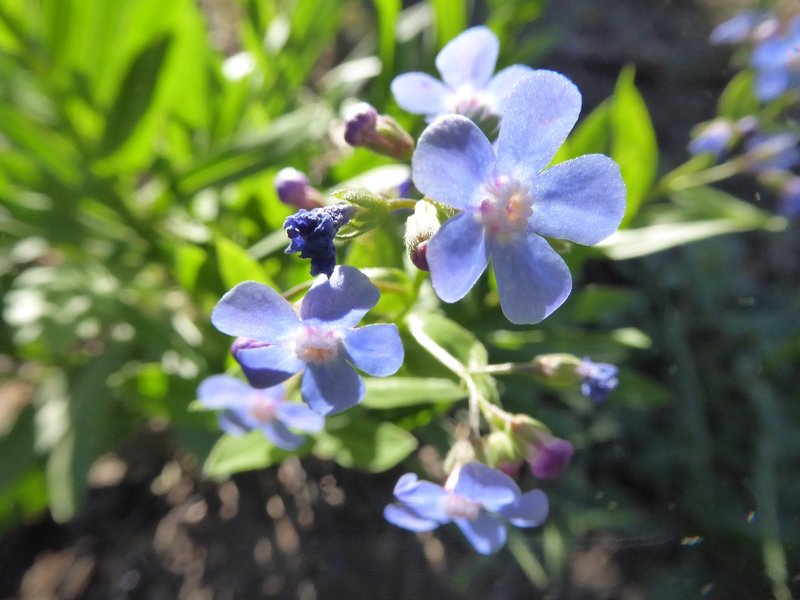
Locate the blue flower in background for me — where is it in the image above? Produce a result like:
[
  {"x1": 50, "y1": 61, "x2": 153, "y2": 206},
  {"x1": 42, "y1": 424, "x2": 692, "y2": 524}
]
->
[
  {"x1": 391, "y1": 26, "x2": 532, "y2": 123},
  {"x1": 751, "y1": 17, "x2": 800, "y2": 101},
  {"x1": 687, "y1": 118, "x2": 734, "y2": 159},
  {"x1": 412, "y1": 71, "x2": 627, "y2": 324},
  {"x1": 384, "y1": 462, "x2": 548, "y2": 555},
  {"x1": 284, "y1": 205, "x2": 356, "y2": 277},
  {"x1": 578, "y1": 358, "x2": 619, "y2": 403},
  {"x1": 197, "y1": 375, "x2": 323, "y2": 450},
  {"x1": 212, "y1": 266, "x2": 404, "y2": 415},
  {"x1": 779, "y1": 177, "x2": 800, "y2": 217},
  {"x1": 709, "y1": 11, "x2": 777, "y2": 46}
]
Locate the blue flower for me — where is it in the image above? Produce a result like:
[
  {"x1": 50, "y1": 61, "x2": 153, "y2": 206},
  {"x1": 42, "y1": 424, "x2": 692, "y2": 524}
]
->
[
  {"x1": 197, "y1": 375, "x2": 324, "y2": 450},
  {"x1": 578, "y1": 358, "x2": 619, "y2": 403},
  {"x1": 412, "y1": 71, "x2": 626, "y2": 324},
  {"x1": 391, "y1": 26, "x2": 533, "y2": 123},
  {"x1": 751, "y1": 17, "x2": 800, "y2": 101},
  {"x1": 709, "y1": 11, "x2": 777, "y2": 46},
  {"x1": 211, "y1": 266, "x2": 404, "y2": 415},
  {"x1": 283, "y1": 205, "x2": 356, "y2": 277},
  {"x1": 384, "y1": 462, "x2": 548, "y2": 555},
  {"x1": 688, "y1": 119, "x2": 734, "y2": 159}
]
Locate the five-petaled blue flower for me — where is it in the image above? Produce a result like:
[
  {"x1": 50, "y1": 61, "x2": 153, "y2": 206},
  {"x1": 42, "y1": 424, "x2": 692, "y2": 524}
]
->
[
  {"x1": 412, "y1": 71, "x2": 627, "y2": 324},
  {"x1": 284, "y1": 205, "x2": 356, "y2": 277},
  {"x1": 578, "y1": 358, "x2": 619, "y2": 403},
  {"x1": 211, "y1": 266, "x2": 404, "y2": 415},
  {"x1": 197, "y1": 375, "x2": 323, "y2": 450},
  {"x1": 391, "y1": 26, "x2": 533, "y2": 123},
  {"x1": 384, "y1": 462, "x2": 548, "y2": 555},
  {"x1": 750, "y1": 17, "x2": 800, "y2": 101}
]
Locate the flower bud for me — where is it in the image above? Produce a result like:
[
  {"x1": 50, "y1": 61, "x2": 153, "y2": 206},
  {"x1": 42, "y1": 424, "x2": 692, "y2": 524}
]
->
[
  {"x1": 483, "y1": 431, "x2": 521, "y2": 470},
  {"x1": 283, "y1": 204, "x2": 357, "y2": 277},
  {"x1": 274, "y1": 168, "x2": 324, "y2": 210},
  {"x1": 344, "y1": 102, "x2": 414, "y2": 161},
  {"x1": 531, "y1": 353, "x2": 584, "y2": 389},
  {"x1": 687, "y1": 119, "x2": 734, "y2": 159},
  {"x1": 577, "y1": 358, "x2": 619, "y2": 403},
  {"x1": 403, "y1": 200, "x2": 441, "y2": 271},
  {"x1": 443, "y1": 438, "x2": 482, "y2": 475},
  {"x1": 526, "y1": 433, "x2": 575, "y2": 480}
]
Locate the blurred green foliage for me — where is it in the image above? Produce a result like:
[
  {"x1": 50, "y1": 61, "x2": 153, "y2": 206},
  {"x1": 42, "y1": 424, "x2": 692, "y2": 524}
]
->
[{"x1": 0, "y1": 0, "x2": 797, "y2": 597}]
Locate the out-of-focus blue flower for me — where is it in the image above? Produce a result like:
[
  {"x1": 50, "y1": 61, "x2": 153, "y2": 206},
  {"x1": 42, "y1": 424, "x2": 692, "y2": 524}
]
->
[
  {"x1": 526, "y1": 433, "x2": 575, "y2": 479},
  {"x1": 391, "y1": 26, "x2": 533, "y2": 124},
  {"x1": 274, "y1": 168, "x2": 324, "y2": 211},
  {"x1": 212, "y1": 266, "x2": 404, "y2": 415},
  {"x1": 688, "y1": 119, "x2": 734, "y2": 159},
  {"x1": 710, "y1": 11, "x2": 777, "y2": 45},
  {"x1": 578, "y1": 358, "x2": 619, "y2": 403},
  {"x1": 411, "y1": 71, "x2": 626, "y2": 324},
  {"x1": 742, "y1": 132, "x2": 800, "y2": 173},
  {"x1": 283, "y1": 205, "x2": 356, "y2": 277},
  {"x1": 197, "y1": 375, "x2": 323, "y2": 450},
  {"x1": 384, "y1": 462, "x2": 548, "y2": 555},
  {"x1": 779, "y1": 177, "x2": 800, "y2": 217},
  {"x1": 751, "y1": 17, "x2": 800, "y2": 101}
]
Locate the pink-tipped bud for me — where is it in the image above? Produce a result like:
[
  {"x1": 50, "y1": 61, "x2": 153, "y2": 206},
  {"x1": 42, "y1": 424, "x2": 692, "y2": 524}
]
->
[
  {"x1": 344, "y1": 102, "x2": 414, "y2": 161},
  {"x1": 404, "y1": 200, "x2": 441, "y2": 271},
  {"x1": 526, "y1": 433, "x2": 574, "y2": 480},
  {"x1": 274, "y1": 167, "x2": 324, "y2": 210}
]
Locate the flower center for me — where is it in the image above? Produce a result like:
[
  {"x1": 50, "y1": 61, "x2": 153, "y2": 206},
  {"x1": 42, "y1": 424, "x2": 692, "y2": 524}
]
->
[
  {"x1": 441, "y1": 492, "x2": 481, "y2": 521},
  {"x1": 249, "y1": 392, "x2": 278, "y2": 423},
  {"x1": 475, "y1": 176, "x2": 533, "y2": 240},
  {"x1": 294, "y1": 324, "x2": 340, "y2": 364},
  {"x1": 448, "y1": 87, "x2": 494, "y2": 121}
]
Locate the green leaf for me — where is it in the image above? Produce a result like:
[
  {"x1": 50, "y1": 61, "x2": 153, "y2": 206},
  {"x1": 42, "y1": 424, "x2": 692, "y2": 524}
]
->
[
  {"x1": 174, "y1": 242, "x2": 207, "y2": 291},
  {"x1": 203, "y1": 431, "x2": 293, "y2": 479},
  {"x1": 718, "y1": 71, "x2": 760, "y2": 120},
  {"x1": 100, "y1": 34, "x2": 172, "y2": 155},
  {"x1": 432, "y1": 0, "x2": 467, "y2": 49},
  {"x1": 406, "y1": 311, "x2": 489, "y2": 369},
  {"x1": 215, "y1": 236, "x2": 273, "y2": 289},
  {"x1": 362, "y1": 376, "x2": 466, "y2": 409},
  {"x1": 314, "y1": 413, "x2": 418, "y2": 472},
  {"x1": 373, "y1": 0, "x2": 400, "y2": 90},
  {"x1": 598, "y1": 188, "x2": 787, "y2": 261},
  {"x1": 569, "y1": 285, "x2": 639, "y2": 324},
  {"x1": 611, "y1": 66, "x2": 658, "y2": 226}
]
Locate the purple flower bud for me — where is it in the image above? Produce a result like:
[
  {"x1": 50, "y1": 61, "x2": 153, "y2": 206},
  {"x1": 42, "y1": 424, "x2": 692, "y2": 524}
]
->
[
  {"x1": 283, "y1": 205, "x2": 356, "y2": 277},
  {"x1": 527, "y1": 434, "x2": 574, "y2": 480},
  {"x1": 274, "y1": 168, "x2": 324, "y2": 210},
  {"x1": 688, "y1": 119, "x2": 734, "y2": 159},
  {"x1": 343, "y1": 102, "x2": 414, "y2": 160},
  {"x1": 578, "y1": 358, "x2": 619, "y2": 403},
  {"x1": 344, "y1": 103, "x2": 379, "y2": 146}
]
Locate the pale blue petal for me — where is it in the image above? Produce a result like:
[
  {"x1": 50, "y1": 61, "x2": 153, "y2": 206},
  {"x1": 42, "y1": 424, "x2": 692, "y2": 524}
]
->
[
  {"x1": 496, "y1": 71, "x2": 582, "y2": 182},
  {"x1": 384, "y1": 504, "x2": 442, "y2": 532},
  {"x1": 277, "y1": 403, "x2": 324, "y2": 433},
  {"x1": 343, "y1": 324, "x2": 404, "y2": 377},
  {"x1": 530, "y1": 155, "x2": 626, "y2": 245},
  {"x1": 300, "y1": 266, "x2": 379, "y2": 328},
  {"x1": 211, "y1": 281, "x2": 300, "y2": 340},
  {"x1": 486, "y1": 65, "x2": 534, "y2": 112},
  {"x1": 489, "y1": 233, "x2": 572, "y2": 324},
  {"x1": 412, "y1": 115, "x2": 495, "y2": 210},
  {"x1": 301, "y1": 357, "x2": 364, "y2": 415},
  {"x1": 197, "y1": 375, "x2": 252, "y2": 409},
  {"x1": 498, "y1": 489, "x2": 549, "y2": 528},
  {"x1": 218, "y1": 409, "x2": 251, "y2": 436},
  {"x1": 426, "y1": 212, "x2": 488, "y2": 303},
  {"x1": 392, "y1": 478, "x2": 448, "y2": 522},
  {"x1": 755, "y1": 68, "x2": 790, "y2": 102},
  {"x1": 453, "y1": 462, "x2": 520, "y2": 511},
  {"x1": 262, "y1": 421, "x2": 304, "y2": 451},
  {"x1": 455, "y1": 514, "x2": 507, "y2": 555},
  {"x1": 391, "y1": 72, "x2": 449, "y2": 116},
  {"x1": 235, "y1": 344, "x2": 305, "y2": 388},
  {"x1": 435, "y1": 26, "x2": 499, "y2": 89}
]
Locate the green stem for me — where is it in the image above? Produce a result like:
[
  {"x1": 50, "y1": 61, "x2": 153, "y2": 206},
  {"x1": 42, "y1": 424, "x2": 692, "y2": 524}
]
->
[{"x1": 659, "y1": 158, "x2": 744, "y2": 194}]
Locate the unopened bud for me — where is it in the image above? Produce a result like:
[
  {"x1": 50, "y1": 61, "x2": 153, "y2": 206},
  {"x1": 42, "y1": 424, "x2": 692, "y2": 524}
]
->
[
  {"x1": 483, "y1": 431, "x2": 521, "y2": 469},
  {"x1": 344, "y1": 102, "x2": 414, "y2": 161},
  {"x1": 526, "y1": 433, "x2": 575, "y2": 480},
  {"x1": 531, "y1": 353, "x2": 583, "y2": 389},
  {"x1": 443, "y1": 438, "x2": 482, "y2": 474},
  {"x1": 274, "y1": 168, "x2": 324, "y2": 210},
  {"x1": 404, "y1": 200, "x2": 441, "y2": 271}
]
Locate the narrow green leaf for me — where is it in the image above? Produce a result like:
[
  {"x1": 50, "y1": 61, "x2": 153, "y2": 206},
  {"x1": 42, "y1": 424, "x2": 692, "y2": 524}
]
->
[
  {"x1": 100, "y1": 34, "x2": 172, "y2": 155},
  {"x1": 432, "y1": 0, "x2": 467, "y2": 49},
  {"x1": 215, "y1": 236, "x2": 273, "y2": 289},
  {"x1": 373, "y1": 0, "x2": 400, "y2": 88},
  {"x1": 717, "y1": 71, "x2": 760, "y2": 120},
  {"x1": 362, "y1": 376, "x2": 466, "y2": 408},
  {"x1": 611, "y1": 66, "x2": 658, "y2": 226}
]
